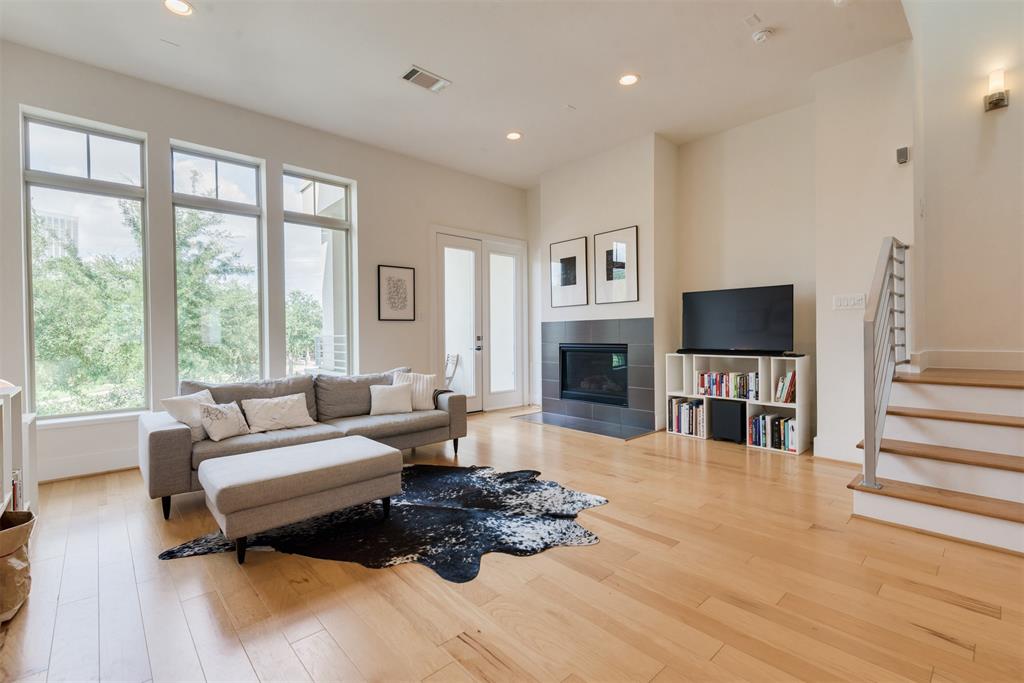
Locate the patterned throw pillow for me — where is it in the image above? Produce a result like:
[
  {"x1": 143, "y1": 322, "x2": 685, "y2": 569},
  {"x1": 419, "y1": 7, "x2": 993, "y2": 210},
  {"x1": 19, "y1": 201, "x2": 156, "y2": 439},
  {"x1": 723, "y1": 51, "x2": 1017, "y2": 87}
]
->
[
  {"x1": 392, "y1": 372, "x2": 438, "y2": 411},
  {"x1": 241, "y1": 393, "x2": 317, "y2": 433},
  {"x1": 199, "y1": 402, "x2": 251, "y2": 442}
]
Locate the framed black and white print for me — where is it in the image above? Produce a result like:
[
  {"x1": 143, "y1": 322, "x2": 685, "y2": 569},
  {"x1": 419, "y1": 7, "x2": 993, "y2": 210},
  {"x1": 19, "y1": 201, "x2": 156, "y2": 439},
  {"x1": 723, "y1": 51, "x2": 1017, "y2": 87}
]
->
[
  {"x1": 549, "y1": 236, "x2": 588, "y2": 307},
  {"x1": 593, "y1": 225, "x2": 638, "y2": 304},
  {"x1": 378, "y1": 265, "x2": 416, "y2": 321}
]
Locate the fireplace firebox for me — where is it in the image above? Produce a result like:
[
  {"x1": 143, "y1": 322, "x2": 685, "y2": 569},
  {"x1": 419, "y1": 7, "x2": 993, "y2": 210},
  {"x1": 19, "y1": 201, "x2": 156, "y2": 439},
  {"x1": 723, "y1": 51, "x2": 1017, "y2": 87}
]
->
[{"x1": 559, "y1": 343, "x2": 629, "y2": 406}]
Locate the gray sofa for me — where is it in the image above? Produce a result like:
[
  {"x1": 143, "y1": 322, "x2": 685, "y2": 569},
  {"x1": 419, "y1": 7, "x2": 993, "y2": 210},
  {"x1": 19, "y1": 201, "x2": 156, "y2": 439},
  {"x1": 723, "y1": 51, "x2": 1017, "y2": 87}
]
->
[{"x1": 139, "y1": 369, "x2": 467, "y2": 519}]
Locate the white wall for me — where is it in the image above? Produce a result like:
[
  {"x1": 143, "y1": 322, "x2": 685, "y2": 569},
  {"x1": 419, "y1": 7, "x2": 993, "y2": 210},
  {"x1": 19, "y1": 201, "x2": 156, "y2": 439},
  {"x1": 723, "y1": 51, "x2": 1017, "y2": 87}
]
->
[
  {"x1": 812, "y1": 42, "x2": 916, "y2": 463},
  {"x1": 535, "y1": 135, "x2": 656, "y2": 322},
  {"x1": 904, "y1": 1, "x2": 1024, "y2": 370},
  {"x1": 0, "y1": 42, "x2": 526, "y2": 480},
  {"x1": 675, "y1": 105, "x2": 817, "y2": 354}
]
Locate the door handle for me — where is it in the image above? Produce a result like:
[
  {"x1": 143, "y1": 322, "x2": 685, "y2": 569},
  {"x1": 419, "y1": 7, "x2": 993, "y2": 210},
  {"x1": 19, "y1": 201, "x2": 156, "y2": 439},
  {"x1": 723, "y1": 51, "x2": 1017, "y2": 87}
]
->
[{"x1": 474, "y1": 345, "x2": 483, "y2": 351}]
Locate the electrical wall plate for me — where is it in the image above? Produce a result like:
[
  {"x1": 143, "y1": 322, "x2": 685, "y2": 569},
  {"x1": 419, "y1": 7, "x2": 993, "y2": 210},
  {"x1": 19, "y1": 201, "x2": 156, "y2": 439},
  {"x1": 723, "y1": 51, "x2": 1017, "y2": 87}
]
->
[
  {"x1": 833, "y1": 294, "x2": 866, "y2": 310},
  {"x1": 897, "y1": 146, "x2": 909, "y2": 164}
]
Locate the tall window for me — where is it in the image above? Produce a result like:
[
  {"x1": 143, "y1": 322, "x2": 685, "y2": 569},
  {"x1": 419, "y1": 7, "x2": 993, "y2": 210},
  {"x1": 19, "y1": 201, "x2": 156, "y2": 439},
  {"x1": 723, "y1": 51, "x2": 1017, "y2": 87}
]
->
[
  {"x1": 23, "y1": 118, "x2": 147, "y2": 417},
  {"x1": 172, "y1": 148, "x2": 262, "y2": 383},
  {"x1": 282, "y1": 172, "x2": 352, "y2": 375}
]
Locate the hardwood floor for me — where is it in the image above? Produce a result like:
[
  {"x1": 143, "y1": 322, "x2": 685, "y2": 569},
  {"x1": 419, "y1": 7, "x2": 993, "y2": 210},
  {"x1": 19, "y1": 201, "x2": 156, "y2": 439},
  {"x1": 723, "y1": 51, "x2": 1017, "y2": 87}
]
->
[{"x1": 2, "y1": 408, "x2": 1023, "y2": 682}]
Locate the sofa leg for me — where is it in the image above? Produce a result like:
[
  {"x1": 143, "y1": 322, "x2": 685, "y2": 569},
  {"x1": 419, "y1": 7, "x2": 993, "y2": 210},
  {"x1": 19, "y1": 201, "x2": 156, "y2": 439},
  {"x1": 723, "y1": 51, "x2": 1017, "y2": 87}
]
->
[
  {"x1": 382, "y1": 497, "x2": 391, "y2": 519},
  {"x1": 236, "y1": 537, "x2": 247, "y2": 564},
  {"x1": 453, "y1": 438, "x2": 459, "y2": 456},
  {"x1": 161, "y1": 496, "x2": 171, "y2": 520}
]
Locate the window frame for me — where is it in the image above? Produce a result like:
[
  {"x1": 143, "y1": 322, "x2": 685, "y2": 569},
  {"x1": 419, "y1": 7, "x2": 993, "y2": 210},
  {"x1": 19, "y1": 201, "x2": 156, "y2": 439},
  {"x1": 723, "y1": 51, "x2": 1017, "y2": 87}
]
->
[
  {"x1": 170, "y1": 143, "x2": 266, "y2": 384},
  {"x1": 21, "y1": 114, "x2": 150, "y2": 419},
  {"x1": 282, "y1": 169, "x2": 354, "y2": 376}
]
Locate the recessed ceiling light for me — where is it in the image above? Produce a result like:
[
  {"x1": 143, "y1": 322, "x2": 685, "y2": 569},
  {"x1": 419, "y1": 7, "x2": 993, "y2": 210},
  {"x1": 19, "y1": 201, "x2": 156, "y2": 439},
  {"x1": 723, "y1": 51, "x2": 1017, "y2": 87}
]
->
[
  {"x1": 619, "y1": 73, "x2": 641, "y2": 86},
  {"x1": 506, "y1": 131, "x2": 523, "y2": 141},
  {"x1": 164, "y1": 0, "x2": 194, "y2": 16}
]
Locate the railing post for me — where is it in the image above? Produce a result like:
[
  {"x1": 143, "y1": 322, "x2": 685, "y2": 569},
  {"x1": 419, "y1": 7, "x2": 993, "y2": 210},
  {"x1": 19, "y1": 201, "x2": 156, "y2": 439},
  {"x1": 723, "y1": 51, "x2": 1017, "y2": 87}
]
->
[{"x1": 863, "y1": 316, "x2": 881, "y2": 489}]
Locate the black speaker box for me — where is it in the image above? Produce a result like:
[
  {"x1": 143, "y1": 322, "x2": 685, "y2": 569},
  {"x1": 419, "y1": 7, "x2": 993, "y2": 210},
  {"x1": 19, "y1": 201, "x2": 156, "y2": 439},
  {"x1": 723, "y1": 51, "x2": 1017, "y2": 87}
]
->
[{"x1": 709, "y1": 398, "x2": 746, "y2": 444}]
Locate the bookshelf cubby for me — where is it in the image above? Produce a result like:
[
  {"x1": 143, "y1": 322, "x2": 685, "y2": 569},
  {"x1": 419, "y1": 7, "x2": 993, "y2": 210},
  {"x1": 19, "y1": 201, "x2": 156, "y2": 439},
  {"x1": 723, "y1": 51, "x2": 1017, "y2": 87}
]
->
[{"x1": 665, "y1": 352, "x2": 810, "y2": 455}]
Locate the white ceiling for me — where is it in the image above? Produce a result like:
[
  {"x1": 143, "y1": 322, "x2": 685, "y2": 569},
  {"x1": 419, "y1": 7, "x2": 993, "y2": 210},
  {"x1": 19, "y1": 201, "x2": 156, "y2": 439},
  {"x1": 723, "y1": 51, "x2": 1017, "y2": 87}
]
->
[{"x1": 0, "y1": 1, "x2": 910, "y2": 188}]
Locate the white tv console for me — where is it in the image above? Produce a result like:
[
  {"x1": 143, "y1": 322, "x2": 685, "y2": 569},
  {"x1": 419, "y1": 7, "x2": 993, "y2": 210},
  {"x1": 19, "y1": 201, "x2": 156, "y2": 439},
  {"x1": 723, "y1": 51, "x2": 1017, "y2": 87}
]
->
[{"x1": 665, "y1": 352, "x2": 810, "y2": 455}]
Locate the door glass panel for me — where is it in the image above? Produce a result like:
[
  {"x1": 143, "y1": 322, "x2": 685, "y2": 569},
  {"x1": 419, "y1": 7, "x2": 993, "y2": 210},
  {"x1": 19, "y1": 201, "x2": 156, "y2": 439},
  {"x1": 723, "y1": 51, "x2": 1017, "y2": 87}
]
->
[
  {"x1": 444, "y1": 246, "x2": 476, "y2": 398},
  {"x1": 489, "y1": 252, "x2": 516, "y2": 393}
]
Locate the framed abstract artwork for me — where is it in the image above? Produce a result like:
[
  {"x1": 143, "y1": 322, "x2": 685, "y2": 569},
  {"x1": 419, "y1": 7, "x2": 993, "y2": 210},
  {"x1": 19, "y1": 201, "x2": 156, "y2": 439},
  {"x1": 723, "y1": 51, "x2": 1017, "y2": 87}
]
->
[
  {"x1": 549, "y1": 236, "x2": 588, "y2": 307},
  {"x1": 593, "y1": 225, "x2": 638, "y2": 304},
  {"x1": 377, "y1": 265, "x2": 416, "y2": 321}
]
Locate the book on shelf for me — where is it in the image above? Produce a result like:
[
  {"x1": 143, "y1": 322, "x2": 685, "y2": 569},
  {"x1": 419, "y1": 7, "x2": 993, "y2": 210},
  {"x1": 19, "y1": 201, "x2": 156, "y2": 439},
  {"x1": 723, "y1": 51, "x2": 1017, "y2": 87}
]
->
[
  {"x1": 695, "y1": 371, "x2": 758, "y2": 400},
  {"x1": 747, "y1": 414, "x2": 798, "y2": 453},
  {"x1": 773, "y1": 370, "x2": 796, "y2": 404},
  {"x1": 668, "y1": 397, "x2": 704, "y2": 437}
]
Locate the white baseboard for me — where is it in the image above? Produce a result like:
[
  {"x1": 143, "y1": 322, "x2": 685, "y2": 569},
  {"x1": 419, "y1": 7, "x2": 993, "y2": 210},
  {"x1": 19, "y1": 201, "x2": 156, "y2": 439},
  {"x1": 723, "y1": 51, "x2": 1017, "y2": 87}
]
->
[
  {"x1": 913, "y1": 349, "x2": 1024, "y2": 371},
  {"x1": 812, "y1": 434, "x2": 862, "y2": 463},
  {"x1": 38, "y1": 446, "x2": 137, "y2": 482}
]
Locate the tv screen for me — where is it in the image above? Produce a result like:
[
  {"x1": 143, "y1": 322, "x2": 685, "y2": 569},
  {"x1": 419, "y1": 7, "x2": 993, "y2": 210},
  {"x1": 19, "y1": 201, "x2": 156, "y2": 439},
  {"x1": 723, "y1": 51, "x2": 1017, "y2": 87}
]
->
[{"x1": 682, "y1": 285, "x2": 793, "y2": 353}]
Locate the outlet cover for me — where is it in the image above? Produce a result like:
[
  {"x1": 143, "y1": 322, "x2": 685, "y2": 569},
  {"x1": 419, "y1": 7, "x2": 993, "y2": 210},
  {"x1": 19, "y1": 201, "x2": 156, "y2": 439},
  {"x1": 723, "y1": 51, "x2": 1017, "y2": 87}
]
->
[{"x1": 833, "y1": 294, "x2": 866, "y2": 310}]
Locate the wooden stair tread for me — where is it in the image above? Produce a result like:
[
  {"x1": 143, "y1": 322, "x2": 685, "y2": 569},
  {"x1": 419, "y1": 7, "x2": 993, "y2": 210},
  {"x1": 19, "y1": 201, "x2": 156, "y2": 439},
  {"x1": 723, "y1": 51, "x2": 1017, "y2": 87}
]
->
[
  {"x1": 887, "y1": 405, "x2": 1024, "y2": 428},
  {"x1": 847, "y1": 474, "x2": 1024, "y2": 523},
  {"x1": 856, "y1": 438, "x2": 1024, "y2": 473},
  {"x1": 895, "y1": 368, "x2": 1024, "y2": 390}
]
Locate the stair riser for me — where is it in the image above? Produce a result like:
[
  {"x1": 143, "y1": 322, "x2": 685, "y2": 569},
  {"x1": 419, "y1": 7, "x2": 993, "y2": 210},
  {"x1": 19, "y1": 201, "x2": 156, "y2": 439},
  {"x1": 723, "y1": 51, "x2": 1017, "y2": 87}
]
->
[
  {"x1": 852, "y1": 491, "x2": 1024, "y2": 553},
  {"x1": 890, "y1": 383, "x2": 1024, "y2": 417},
  {"x1": 877, "y1": 453, "x2": 1024, "y2": 502},
  {"x1": 883, "y1": 416, "x2": 1024, "y2": 456}
]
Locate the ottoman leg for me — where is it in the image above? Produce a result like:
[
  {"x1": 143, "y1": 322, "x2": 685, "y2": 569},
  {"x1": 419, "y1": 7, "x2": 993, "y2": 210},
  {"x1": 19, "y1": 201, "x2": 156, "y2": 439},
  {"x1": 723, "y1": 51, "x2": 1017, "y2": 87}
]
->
[
  {"x1": 161, "y1": 496, "x2": 171, "y2": 520},
  {"x1": 382, "y1": 497, "x2": 391, "y2": 519},
  {"x1": 236, "y1": 537, "x2": 247, "y2": 564}
]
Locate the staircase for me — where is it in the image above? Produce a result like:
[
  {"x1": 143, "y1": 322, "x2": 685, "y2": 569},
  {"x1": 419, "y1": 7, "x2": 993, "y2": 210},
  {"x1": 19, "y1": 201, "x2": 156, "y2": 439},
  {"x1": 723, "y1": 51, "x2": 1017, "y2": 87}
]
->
[{"x1": 846, "y1": 239, "x2": 1024, "y2": 554}]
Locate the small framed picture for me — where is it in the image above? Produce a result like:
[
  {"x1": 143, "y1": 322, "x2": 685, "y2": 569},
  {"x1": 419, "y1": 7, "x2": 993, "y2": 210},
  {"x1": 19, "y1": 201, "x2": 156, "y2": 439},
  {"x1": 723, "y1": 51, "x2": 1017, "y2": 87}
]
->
[
  {"x1": 593, "y1": 225, "x2": 638, "y2": 304},
  {"x1": 378, "y1": 265, "x2": 416, "y2": 321},
  {"x1": 550, "y1": 236, "x2": 588, "y2": 307}
]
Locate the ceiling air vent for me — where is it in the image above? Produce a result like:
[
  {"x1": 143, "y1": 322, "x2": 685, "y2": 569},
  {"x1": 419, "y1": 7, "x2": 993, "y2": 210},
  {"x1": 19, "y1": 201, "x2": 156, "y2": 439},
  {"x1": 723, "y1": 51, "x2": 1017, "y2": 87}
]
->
[{"x1": 402, "y1": 66, "x2": 451, "y2": 93}]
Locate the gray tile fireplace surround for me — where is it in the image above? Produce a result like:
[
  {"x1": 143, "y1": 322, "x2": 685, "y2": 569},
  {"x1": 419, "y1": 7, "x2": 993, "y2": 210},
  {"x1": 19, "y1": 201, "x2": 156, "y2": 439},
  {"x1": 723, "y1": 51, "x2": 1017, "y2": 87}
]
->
[{"x1": 528, "y1": 317, "x2": 655, "y2": 439}]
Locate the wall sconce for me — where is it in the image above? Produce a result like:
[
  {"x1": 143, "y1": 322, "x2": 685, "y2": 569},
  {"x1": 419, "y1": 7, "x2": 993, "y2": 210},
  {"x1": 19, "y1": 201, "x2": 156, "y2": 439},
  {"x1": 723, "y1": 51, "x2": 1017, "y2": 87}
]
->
[{"x1": 984, "y1": 69, "x2": 1009, "y2": 112}]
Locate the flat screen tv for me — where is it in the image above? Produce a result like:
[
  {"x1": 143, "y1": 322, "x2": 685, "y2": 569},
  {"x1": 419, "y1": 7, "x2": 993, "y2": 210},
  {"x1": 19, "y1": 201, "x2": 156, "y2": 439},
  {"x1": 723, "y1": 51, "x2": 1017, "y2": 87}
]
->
[{"x1": 682, "y1": 285, "x2": 793, "y2": 354}]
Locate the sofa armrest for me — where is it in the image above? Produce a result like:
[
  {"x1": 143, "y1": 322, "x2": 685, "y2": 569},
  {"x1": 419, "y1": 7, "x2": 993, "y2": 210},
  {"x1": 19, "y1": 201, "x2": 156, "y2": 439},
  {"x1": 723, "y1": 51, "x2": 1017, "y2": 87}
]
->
[
  {"x1": 138, "y1": 411, "x2": 193, "y2": 500},
  {"x1": 436, "y1": 393, "x2": 467, "y2": 439}
]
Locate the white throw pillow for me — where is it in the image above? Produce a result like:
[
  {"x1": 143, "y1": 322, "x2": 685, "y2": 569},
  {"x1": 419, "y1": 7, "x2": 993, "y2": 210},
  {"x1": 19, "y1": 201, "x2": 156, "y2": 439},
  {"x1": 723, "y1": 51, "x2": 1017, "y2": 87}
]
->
[
  {"x1": 242, "y1": 393, "x2": 317, "y2": 433},
  {"x1": 199, "y1": 402, "x2": 251, "y2": 442},
  {"x1": 369, "y1": 383, "x2": 413, "y2": 416},
  {"x1": 393, "y1": 372, "x2": 438, "y2": 411},
  {"x1": 162, "y1": 389, "x2": 215, "y2": 442}
]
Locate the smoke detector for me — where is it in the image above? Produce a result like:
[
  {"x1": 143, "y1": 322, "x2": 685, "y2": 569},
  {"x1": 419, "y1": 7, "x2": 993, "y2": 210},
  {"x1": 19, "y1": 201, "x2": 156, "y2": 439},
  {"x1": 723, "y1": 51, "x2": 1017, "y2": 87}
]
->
[
  {"x1": 402, "y1": 66, "x2": 451, "y2": 93},
  {"x1": 752, "y1": 28, "x2": 774, "y2": 44}
]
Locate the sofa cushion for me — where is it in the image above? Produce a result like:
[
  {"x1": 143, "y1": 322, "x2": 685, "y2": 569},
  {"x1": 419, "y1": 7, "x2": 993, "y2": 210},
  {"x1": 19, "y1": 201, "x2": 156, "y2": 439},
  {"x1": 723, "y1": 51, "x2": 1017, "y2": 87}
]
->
[
  {"x1": 180, "y1": 375, "x2": 317, "y2": 421},
  {"x1": 325, "y1": 409, "x2": 449, "y2": 439},
  {"x1": 191, "y1": 422, "x2": 342, "y2": 469},
  {"x1": 314, "y1": 367, "x2": 410, "y2": 420},
  {"x1": 198, "y1": 435, "x2": 402, "y2": 515}
]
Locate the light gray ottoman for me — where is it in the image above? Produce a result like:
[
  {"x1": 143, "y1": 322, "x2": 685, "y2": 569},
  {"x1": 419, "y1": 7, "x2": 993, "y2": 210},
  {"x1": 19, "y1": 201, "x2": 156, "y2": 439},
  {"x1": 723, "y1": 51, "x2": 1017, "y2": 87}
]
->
[{"x1": 197, "y1": 435, "x2": 403, "y2": 563}]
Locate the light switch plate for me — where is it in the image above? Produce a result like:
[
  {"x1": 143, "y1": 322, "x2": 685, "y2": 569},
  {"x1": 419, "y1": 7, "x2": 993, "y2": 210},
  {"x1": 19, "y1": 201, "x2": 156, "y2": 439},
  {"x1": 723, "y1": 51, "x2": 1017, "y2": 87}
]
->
[{"x1": 833, "y1": 294, "x2": 866, "y2": 310}]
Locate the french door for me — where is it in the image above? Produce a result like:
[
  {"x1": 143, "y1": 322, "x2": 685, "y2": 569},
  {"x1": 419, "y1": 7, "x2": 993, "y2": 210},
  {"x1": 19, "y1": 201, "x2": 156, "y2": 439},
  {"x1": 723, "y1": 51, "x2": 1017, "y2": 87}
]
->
[{"x1": 437, "y1": 233, "x2": 525, "y2": 412}]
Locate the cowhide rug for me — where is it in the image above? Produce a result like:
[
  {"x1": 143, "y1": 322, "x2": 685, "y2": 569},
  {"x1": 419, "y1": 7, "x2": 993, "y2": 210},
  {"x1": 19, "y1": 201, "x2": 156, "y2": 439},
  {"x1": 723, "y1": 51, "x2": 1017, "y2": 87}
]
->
[{"x1": 159, "y1": 464, "x2": 607, "y2": 582}]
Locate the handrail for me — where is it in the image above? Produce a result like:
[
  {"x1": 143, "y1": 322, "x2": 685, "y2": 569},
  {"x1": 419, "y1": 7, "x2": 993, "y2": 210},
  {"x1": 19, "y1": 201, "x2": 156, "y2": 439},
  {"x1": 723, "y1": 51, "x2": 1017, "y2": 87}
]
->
[{"x1": 862, "y1": 237, "x2": 910, "y2": 489}]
